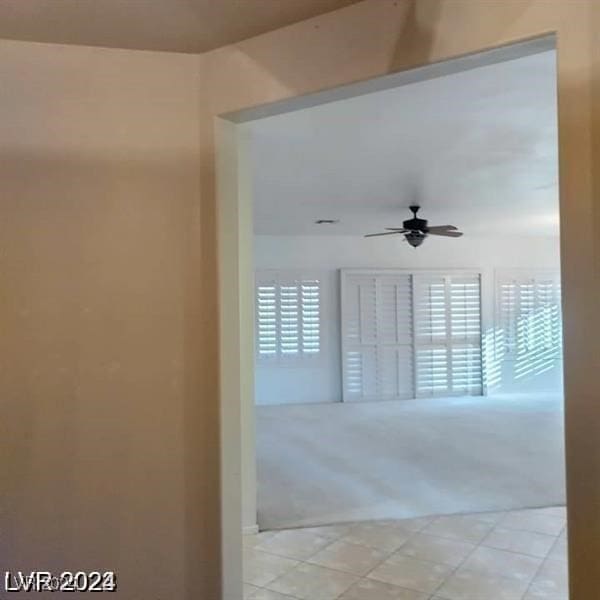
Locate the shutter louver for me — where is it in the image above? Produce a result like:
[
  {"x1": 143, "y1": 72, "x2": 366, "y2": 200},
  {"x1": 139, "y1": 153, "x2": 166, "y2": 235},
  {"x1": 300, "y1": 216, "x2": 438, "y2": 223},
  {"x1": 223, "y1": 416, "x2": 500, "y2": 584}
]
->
[
  {"x1": 416, "y1": 347, "x2": 449, "y2": 395},
  {"x1": 345, "y1": 348, "x2": 378, "y2": 398},
  {"x1": 342, "y1": 272, "x2": 413, "y2": 401},
  {"x1": 342, "y1": 276, "x2": 378, "y2": 399},
  {"x1": 496, "y1": 272, "x2": 562, "y2": 360},
  {"x1": 257, "y1": 282, "x2": 278, "y2": 358},
  {"x1": 343, "y1": 270, "x2": 482, "y2": 401},
  {"x1": 451, "y1": 345, "x2": 483, "y2": 394},
  {"x1": 301, "y1": 280, "x2": 321, "y2": 354},
  {"x1": 499, "y1": 281, "x2": 517, "y2": 354},
  {"x1": 377, "y1": 276, "x2": 414, "y2": 399},
  {"x1": 414, "y1": 274, "x2": 482, "y2": 397},
  {"x1": 496, "y1": 271, "x2": 562, "y2": 384},
  {"x1": 280, "y1": 283, "x2": 300, "y2": 355},
  {"x1": 256, "y1": 272, "x2": 322, "y2": 364},
  {"x1": 414, "y1": 276, "x2": 449, "y2": 397},
  {"x1": 449, "y1": 277, "x2": 482, "y2": 395}
]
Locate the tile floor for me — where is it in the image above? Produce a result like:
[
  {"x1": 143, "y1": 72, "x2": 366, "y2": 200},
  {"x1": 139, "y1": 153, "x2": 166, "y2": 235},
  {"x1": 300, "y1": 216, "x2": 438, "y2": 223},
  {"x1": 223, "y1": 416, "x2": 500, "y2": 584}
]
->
[{"x1": 243, "y1": 507, "x2": 568, "y2": 600}]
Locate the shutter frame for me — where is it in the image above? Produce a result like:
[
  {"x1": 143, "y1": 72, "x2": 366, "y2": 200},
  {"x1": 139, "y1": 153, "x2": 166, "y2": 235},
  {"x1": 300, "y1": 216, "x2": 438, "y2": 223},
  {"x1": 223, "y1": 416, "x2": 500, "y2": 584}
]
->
[{"x1": 256, "y1": 270, "x2": 323, "y2": 366}]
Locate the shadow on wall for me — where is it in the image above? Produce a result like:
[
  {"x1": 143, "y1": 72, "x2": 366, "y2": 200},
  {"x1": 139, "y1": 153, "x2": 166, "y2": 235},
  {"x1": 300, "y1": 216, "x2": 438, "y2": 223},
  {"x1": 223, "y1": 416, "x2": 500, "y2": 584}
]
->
[
  {"x1": 484, "y1": 305, "x2": 564, "y2": 394},
  {"x1": 206, "y1": 1, "x2": 414, "y2": 115},
  {"x1": 0, "y1": 151, "x2": 216, "y2": 596},
  {"x1": 390, "y1": 0, "x2": 534, "y2": 72},
  {"x1": 207, "y1": 0, "x2": 536, "y2": 117}
]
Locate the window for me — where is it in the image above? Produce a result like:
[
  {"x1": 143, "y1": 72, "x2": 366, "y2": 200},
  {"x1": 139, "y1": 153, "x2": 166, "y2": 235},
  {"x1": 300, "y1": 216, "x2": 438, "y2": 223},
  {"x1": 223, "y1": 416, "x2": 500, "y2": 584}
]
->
[
  {"x1": 256, "y1": 271, "x2": 321, "y2": 363},
  {"x1": 495, "y1": 270, "x2": 562, "y2": 378},
  {"x1": 341, "y1": 269, "x2": 482, "y2": 401},
  {"x1": 414, "y1": 274, "x2": 482, "y2": 397}
]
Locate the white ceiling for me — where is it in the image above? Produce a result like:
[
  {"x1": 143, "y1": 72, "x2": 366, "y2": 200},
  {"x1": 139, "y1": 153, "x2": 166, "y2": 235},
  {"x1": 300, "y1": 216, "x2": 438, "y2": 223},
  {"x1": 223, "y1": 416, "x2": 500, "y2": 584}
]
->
[
  {"x1": 0, "y1": 0, "x2": 360, "y2": 54},
  {"x1": 248, "y1": 50, "x2": 559, "y2": 238}
]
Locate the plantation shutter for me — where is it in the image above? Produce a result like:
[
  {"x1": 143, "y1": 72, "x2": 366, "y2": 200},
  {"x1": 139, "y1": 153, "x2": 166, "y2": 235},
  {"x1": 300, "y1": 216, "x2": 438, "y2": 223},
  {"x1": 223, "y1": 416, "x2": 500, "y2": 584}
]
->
[
  {"x1": 341, "y1": 272, "x2": 413, "y2": 401},
  {"x1": 256, "y1": 271, "x2": 322, "y2": 363},
  {"x1": 300, "y1": 280, "x2": 321, "y2": 354},
  {"x1": 496, "y1": 271, "x2": 562, "y2": 360},
  {"x1": 256, "y1": 279, "x2": 278, "y2": 358},
  {"x1": 413, "y1": 276, "x2": 449, "y2": 396},
  {"x1": 378, "y1": 275, "x2": 414, "y2": 399},
  {"x1": 342, "y1": 275, "x2": 378, "y2": 399},
  {"x1": 449, "y1": 276, "x2": 483, "y2": 395},
  {"x1": 535, "y1": 278, "x2": 562, "y2": 356},
  {"x1": 413, "y1": 274, "x2": 482, "y2": 397}
]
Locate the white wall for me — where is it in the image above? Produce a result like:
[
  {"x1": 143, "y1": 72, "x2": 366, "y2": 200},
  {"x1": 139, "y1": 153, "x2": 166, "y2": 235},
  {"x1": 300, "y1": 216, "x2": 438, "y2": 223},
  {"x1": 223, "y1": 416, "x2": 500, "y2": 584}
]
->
[{"x1": 254, "y1": 234, "x2": 562, "y2": 405}]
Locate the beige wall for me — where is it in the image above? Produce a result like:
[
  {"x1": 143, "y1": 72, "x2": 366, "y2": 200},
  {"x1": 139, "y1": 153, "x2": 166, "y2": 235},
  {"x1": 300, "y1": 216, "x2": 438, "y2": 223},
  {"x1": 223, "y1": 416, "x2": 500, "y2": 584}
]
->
[
  {"x1": 1, "y1": 1, "x2": 599, "y2": 599},
  {"x1": 207, "y1": 2, "x2": 599, "y2": 598},
  {"x1": 0, "y1": 41, "x2": 220, "y2": 598}
]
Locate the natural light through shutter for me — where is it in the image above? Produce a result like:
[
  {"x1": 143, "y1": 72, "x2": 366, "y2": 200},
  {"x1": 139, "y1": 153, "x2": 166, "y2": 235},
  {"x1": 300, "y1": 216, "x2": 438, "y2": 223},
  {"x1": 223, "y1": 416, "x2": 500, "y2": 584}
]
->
[
  {"x1": 301, "y1": 280, "x2": 321, "y2": 354},
  {"x1": 413, "y1": 274, "x2": 482, "y2": 397},
  {"x1": 414, "y1": 276, "x2": 450, "y2": 396},
  {"x1": 449, "y1": 276, "x2": 482, "y2": 395},
  {"x1": 496, "y1": 271, "x2": 562, "y2": 382},
  {"x1": 280, "y1": 283, "x2": 300, "y2": 355},
  {"x1": 341, "y1": 270, "x2": 482, "y2": 401},
  {"x1": 256, "y1": 272, "x2": 322, "y2": 363},
  {"x1": 257, "y1": 282, "x2": 278, "y2": 358},
  {"x1": 499, "y1": 281, "x2": 517, "y2": 354}
]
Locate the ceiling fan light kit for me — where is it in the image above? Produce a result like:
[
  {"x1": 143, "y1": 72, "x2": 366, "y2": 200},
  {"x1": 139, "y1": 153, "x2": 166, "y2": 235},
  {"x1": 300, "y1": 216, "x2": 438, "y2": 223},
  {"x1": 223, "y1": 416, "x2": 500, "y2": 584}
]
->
[
  {"x1": 404, "y1": 230, "x2": 427, "y2": 248},
  {"x1": 365, "y1": 205, "x2": 463, "y2": 248}
]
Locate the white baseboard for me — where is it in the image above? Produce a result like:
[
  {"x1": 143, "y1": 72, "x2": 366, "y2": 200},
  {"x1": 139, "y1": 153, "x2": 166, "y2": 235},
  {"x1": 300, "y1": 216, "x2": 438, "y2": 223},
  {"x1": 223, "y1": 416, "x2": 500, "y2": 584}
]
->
[{"x1": 243, "y1": 524, "x2": 259, "y2": 535}]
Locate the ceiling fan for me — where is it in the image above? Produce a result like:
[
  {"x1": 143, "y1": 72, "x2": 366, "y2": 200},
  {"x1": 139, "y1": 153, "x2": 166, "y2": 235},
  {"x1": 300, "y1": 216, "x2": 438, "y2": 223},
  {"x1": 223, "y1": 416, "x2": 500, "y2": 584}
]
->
[{"x1": 365, "y1": 205, "x2": 463, "y2": 248}]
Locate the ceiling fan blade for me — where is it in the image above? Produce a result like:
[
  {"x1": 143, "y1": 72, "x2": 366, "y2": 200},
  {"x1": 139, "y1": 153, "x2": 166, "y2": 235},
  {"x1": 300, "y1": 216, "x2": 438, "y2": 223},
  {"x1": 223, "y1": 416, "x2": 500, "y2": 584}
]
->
[
  {"x1": 364, "y1": 231, "x2": 404, "y2": 238},
  {"x1": 385, "y1": 228, "x2": 408, "y2": 232},
  {"x1": 427, "y1": 230, "x2": 463, "y2": 238},
  {"x1": 426, "y1": 225, "x2": 458, "y2": 232}
]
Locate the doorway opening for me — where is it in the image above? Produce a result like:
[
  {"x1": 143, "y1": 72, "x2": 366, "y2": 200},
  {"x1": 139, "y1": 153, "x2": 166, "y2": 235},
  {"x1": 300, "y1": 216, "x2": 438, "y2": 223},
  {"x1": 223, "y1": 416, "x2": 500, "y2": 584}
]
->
[{"x1": 218, "y1": 34, "x2": 566, "y2": 599}]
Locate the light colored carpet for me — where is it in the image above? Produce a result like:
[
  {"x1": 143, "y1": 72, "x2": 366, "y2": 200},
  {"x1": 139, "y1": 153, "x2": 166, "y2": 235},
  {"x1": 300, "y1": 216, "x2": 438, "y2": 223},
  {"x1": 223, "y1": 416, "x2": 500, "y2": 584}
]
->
[{"x1": 256, "y1": 393, "x2": 566, "y2": 530}]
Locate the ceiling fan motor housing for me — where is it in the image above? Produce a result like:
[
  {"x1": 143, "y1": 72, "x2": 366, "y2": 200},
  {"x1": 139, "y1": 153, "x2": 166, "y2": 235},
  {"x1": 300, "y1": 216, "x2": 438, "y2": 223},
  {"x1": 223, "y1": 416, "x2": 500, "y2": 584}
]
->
[
  {"x1": 403, "y1": 206, "x2": 428, "y2": 232},
  {"x1": 403, "y1": 217, "x2": 428, "y2": 231}
]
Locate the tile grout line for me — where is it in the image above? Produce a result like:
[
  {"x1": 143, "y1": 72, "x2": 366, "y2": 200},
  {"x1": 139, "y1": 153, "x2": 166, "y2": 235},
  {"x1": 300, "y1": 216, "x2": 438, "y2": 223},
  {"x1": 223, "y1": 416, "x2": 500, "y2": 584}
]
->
[
  {"x1": 253, "y1": 519, "x2": 425, "y2": 572},
  {"x1": 346, "y1": 516, "x2": 434, "y2": 577},
  {"x1": 521, "y1": 523, "x2": 568, "y2": 599},
  {"x1": 254, "y1": 515, "x2": 564, "y2": 560},
  {"x1": 522, "y1": 553, "x2": 551, "y2": 599},
  {"x1": 352, "y1": 514, "x2": 503, "y2": 597},
  {"x1": 427, "y1": 526, "x2": 495, "y2": 600},
  {"x1": 255, "y1": 522, "x2": 396, "y2": 599},
  {"x1": 245, "y1": 508, "x2": 566, "y2": 600},
  {"x1": 425, "y1": 510, "x2": 554, "y2": 600},
  {"x1": 259, "y1": 518, "x2": 435, "y2": 599}
]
